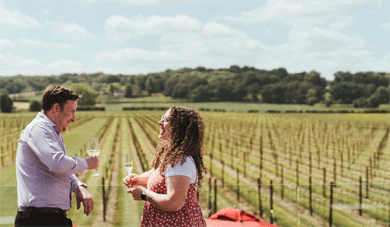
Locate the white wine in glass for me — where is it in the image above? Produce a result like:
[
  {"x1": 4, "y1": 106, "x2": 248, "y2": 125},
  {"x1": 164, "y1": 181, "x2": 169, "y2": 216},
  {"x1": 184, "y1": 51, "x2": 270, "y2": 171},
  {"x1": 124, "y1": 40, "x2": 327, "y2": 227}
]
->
[
  {"x1": 87, "y1": 137, "x2": 102, "y2": 176},
  {"x1": 124, "y1": 154, "x2": 133, "y2": 174}
]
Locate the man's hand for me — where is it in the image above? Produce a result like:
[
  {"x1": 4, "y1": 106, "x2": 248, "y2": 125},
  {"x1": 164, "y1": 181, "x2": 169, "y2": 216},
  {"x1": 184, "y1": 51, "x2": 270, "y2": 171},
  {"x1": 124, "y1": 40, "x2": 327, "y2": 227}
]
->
[
  {"x1": 85, "y1": 156, "x2": 99, "y2": 170},
  {"x1": 76, "y1": 185, "x2": 94, "y2": 216}
]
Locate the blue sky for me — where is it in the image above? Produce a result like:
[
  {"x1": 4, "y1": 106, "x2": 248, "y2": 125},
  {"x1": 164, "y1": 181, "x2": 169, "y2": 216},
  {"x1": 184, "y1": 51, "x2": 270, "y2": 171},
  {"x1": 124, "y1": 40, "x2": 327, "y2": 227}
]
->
[{"x1": 0, "y1": 0, "x2": 389, "y2": 80}]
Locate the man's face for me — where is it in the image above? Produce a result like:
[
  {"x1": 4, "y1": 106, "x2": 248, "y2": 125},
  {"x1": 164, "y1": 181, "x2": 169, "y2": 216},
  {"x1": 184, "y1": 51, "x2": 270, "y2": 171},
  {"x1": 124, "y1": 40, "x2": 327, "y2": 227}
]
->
[{"x1": 56, "y1": 100, "x2": 77, "y2": 133}]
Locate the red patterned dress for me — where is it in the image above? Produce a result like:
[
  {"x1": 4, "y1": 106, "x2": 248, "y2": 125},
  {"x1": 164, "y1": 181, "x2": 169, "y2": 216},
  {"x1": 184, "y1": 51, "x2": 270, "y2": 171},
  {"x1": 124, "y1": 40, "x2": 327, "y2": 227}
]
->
[{"x1": 140, "y1": 169, "x2": 206, "y2": 227}]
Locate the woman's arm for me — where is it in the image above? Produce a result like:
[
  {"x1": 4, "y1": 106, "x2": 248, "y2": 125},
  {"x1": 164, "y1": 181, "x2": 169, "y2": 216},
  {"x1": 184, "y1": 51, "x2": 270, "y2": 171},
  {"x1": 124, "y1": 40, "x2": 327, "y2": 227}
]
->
[
  {"x1": 128, "y1": 175, "x2": 191, "y2": 212},
  {"x1": 123, "y1": 168, "x2": 155, "y2": 188}
]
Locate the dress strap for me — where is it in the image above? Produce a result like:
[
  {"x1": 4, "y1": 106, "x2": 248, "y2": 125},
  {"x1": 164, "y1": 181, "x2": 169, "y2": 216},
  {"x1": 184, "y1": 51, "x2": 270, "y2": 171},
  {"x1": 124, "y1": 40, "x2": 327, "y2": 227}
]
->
[
  {"x1": 189, "y1": 156, "x2": 198, "y2": 184},
  {"x1": 189, "y1": 156, "x2": 200, "y2": 202}
]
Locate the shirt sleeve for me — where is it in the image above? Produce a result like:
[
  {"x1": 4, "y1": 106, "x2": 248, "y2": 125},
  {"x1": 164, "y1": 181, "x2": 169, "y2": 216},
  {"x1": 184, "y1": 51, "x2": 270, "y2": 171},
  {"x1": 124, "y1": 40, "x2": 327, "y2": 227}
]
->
[
  {"x1": 25, "y1": 123, "x2": 88, "y2": 175},
  {"x1": 68, "y1": 174, "x2": 87, "y2": 193},
  {"x1": 163, "y1": 157, "x2": 197, "y2": 184}
]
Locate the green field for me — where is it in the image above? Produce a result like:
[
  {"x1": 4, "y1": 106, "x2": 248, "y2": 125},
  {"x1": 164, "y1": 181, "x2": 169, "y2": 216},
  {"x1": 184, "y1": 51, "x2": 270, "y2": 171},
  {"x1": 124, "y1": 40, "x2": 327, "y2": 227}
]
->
[
  {"x1": 10, "y1": 91, "x2": 390, "y2": 113},
  {"x1": 1, "y1": 107, "x2": 389, "y2": 226}
]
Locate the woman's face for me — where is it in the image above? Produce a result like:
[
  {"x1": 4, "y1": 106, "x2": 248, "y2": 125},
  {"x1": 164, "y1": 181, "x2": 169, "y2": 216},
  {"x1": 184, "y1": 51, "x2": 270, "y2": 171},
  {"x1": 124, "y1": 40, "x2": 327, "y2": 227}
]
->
[{"x1": 158, "y1": 109, "x2": 171, "y2": 141}]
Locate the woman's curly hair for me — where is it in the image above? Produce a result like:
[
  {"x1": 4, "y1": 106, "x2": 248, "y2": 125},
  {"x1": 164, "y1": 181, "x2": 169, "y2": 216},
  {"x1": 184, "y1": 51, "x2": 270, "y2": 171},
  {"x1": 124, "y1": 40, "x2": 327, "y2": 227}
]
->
[{"x1": 151, "y1": 106, "x2": 207, "y2": 187}]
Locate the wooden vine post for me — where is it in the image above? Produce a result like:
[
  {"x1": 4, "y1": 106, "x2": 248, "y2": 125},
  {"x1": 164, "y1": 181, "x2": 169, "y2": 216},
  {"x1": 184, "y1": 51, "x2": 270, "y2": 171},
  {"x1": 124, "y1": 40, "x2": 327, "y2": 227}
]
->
[
  {"x1": 281, "y1": 165, "x2": 284, "y2": 200},
  {"x1": 359, "y1": 176, "x2": 362, "y2": 216},
  {"x1": 270, "y1": 180, "x2": 274, "y2": 224},
  {"x1": 258, "y1": 178, "x2": 262, "y2": 217},
  {"x1": 221, "y1": 160, "x2": 225, "y2": 188},
  {"x1": 366, "y1": 166, "x2": 369, "y2": 199},
  {"x1": 208, "y1": 177, "x2": 212, "y2": 216},
  {"x1": 329, "y1": 182, "x2": 334, "y2": 227},
  {"x1": 237, "y1": 168, "x2": 240, "y2": 201},
  {"x1": 213, "y1": 179, "x2": 217, "y2": 214},
  {"x1": 102, "y1": 177, "x2": 106, "y2": 222},
  {"x1": 296, "y1": 159, "x2": 299, "y2": 186},
  {"x1": 309, "y1": 176, "x2": 313, "y2": 216},
  {"x1": 333, "y1": 159, "x2": 337, "y2": 187},
  {"x1": 323, "y1": 168, "x2": 326, "y2": 197}
]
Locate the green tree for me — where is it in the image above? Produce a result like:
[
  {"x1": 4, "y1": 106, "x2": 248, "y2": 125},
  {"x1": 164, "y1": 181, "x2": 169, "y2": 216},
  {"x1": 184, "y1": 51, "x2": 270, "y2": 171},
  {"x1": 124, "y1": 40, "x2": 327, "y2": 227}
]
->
[
  {"x1": 373, "y1": 86, "x2": 390, "y2": 103},
  {"x1": 304, "y1": 71, "x2": 327, "y2": 87},
  {"x1": 306, "y1": 88, "x2": 319, "y2": 106},
  {"x1": 190, "y1": 85, "x2": 211, "y2": 102},
  {"x1": 330, "y1": 82, "x2": 364, "y2": 104},
  {"x1": 272, "y1": 67, "x2": 288, "y2": 79},
  {"x1": 69, "y1": 83, "x2": 98, "y2": 106},
  {"x1": 366, "y1": 95, "x2": 381, "y2": 108},
  {"x1": 29, "y1": 100, "x2": 41, "y2": 112},
  {"x1": 0, "y1": 93, "x2": 13, "y2": 113},
  {"x1": 171, "y1": 82, "x2": 188, "y2": 98},
  {"x1": 124, "y1": 84, "x2": 133, "y2": 98},
  {"x1": 324, "y1": 92, "x2": 333, "y2": 107},
  {"x1": 228, "y1": 65, "x2": 240, "y2": 73},
  {"x1": 261, "y1": 84, "x2": 285, "y2": 103},
  {"x1": 145, "y1": 77, "x2": 157, "y2": 95},
  {"x1": 248, "y1": 83, "x2": 261, "y2": 102}
]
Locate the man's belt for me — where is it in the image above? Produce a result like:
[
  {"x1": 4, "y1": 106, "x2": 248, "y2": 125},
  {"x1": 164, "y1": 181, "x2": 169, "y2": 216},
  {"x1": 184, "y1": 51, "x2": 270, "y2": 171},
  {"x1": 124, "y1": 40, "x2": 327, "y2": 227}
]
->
[{"x1": 18, "y1": 206, "x2": 67, "y2": 216}]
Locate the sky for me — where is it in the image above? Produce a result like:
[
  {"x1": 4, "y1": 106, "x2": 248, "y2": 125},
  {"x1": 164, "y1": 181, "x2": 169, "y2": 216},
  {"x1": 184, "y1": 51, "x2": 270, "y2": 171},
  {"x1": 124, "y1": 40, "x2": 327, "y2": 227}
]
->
[{"x1": 0, "y1": 0, "x2": 389, "y2": 81}]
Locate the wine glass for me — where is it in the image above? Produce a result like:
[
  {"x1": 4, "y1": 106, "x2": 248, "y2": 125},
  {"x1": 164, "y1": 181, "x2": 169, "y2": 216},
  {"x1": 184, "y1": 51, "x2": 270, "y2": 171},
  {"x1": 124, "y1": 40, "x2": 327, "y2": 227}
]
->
[
  {"x1": 87, "y1": 137, "x2": 102, "y2": 176},
  {"x1": 124, "y1": 154, "x2": 133, "y2": 175}
]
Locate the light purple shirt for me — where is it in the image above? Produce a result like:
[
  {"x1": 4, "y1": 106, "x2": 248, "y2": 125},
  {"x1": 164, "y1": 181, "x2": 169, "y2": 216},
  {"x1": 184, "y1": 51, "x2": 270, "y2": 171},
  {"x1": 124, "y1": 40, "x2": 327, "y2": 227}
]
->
[{"x1": 16, "y1": 112, "x2": 88, "y2": 211}]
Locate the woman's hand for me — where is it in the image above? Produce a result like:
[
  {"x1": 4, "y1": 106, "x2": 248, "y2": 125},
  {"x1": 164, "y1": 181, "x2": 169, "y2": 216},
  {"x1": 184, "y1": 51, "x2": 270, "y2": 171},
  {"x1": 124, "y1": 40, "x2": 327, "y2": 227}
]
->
[
  {"x1": 123, "y1": 174, "x2": 138, "y2": 188},
  {"x1": 126, "y1": 176, "x2": 191, "y2": 212},
  {"x1": 127, "y1": 186, "x2": 146, "y2": 201}
]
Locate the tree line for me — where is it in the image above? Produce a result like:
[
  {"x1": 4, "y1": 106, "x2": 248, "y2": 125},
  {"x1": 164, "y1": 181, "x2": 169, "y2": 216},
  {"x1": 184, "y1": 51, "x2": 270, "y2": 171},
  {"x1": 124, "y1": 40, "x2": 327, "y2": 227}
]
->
[{"x1": 1, "y1": 65, "x2": 389, "y2": 113}]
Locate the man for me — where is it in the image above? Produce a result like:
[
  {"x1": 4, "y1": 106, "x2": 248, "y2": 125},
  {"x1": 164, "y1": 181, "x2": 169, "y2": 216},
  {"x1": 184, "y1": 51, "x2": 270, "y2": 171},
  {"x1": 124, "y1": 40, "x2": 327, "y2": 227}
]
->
[{"x1": 14, "y1": 85, "x2": 99, "y2": 226}]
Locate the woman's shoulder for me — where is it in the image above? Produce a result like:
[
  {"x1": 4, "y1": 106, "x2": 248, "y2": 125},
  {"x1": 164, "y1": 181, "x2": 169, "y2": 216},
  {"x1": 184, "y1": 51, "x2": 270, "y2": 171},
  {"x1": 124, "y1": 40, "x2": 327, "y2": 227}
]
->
[
  {"x1": 163, "y1": 156, "x2": 196, "y2": 178},
  {"x1": 173, "y1": 156, "x2": 195, "y2": 169}
]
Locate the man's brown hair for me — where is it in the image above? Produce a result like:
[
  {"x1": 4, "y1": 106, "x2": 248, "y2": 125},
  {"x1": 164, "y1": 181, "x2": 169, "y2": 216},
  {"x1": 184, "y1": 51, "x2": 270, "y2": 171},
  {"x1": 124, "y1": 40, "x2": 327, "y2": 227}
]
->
[{"x1": 41, "y1": 85, "x2": 81, "y2": 112}]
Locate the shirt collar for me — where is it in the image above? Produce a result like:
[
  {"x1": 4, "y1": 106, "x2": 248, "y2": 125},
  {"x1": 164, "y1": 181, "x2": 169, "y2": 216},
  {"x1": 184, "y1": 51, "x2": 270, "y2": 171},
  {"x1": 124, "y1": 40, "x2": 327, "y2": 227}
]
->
[{"x1": 37, "y1": 112, "x2": 60, "y2": 134}]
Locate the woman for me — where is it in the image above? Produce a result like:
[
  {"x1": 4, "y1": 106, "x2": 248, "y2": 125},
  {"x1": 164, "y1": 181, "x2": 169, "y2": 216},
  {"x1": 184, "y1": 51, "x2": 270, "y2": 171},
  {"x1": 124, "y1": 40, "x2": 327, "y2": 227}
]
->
[{"x1": 124, "y1": 106, "x2": 207, "y2": 227}]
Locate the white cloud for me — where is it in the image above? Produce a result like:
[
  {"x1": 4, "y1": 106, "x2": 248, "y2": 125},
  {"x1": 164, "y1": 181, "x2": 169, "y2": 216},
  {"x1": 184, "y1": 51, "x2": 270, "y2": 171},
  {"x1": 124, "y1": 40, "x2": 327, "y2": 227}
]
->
[
  {"x1": 0, "y1": 53, "x2": 45, "y2": 76},
  {"x1": 17, "y1": 59, "x2": 43, "y2": 68},
  {"x1": 288, "y1": 27, "x2": 366, "y2": 52},
  {"x1": 77, "y1": 0, "x2": 157, "y2": 5},
  {"x1": 202, "y1": 22, "x2": 246, "y2": 38},
  {"x1": 19, "y1": 38, "x2": 75, "y2": 49},
  {"x1": 101, "y1": 14, "x2": 265, "y2": 70},
  {"x1": 218, "y1": 0, "x2": 376, "y2": 27},
  {"x1": 105, "y1": 14, "x2": 202, "y2": 41},
  {"x1": 380, "y1": 23, "x2": 390, "y2": 29},
  {"x1": 212, "y1": 0, "x2": 383, "y2": 80},
  {"x1": 0, "y1": 38, "x2": 13, "y2": 48},
  {"x1": 329, "y1": 20, "x2": 353, "y2": 30},
  {"x1": 47, "y1": 22, "x2": 98, "y2": 41},
  {"x1": 45, "y1": 60, "x2": 84, "y2": 72},
  {"x1": 95, "y1": 48, "x2": 177, "y2": 62},
  {"x1": 353, "y1": 52, "x2": 390, "y2": 72},
  {"x1": 76, "y1": 0, "x2": 219, "y2": 5},
  {"x1": 0, "y1": 3, "x2": 44, "y2": 29},
  {"x1": 42, "y1": 9, "x2": 51, "y2": 15}
]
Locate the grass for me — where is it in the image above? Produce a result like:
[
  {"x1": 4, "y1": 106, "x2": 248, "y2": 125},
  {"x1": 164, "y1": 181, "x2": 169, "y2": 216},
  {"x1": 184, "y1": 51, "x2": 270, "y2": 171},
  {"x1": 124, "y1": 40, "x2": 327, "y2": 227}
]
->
[
  {"x1": 115, "y1": 117, "x2": 144, "y2": 227},
  {"x1": 0, "y1": 163, "x2": 18, "y2": 224},
  {"x1": 1, "y1": 109, "x2": 389, "y2": 226}
]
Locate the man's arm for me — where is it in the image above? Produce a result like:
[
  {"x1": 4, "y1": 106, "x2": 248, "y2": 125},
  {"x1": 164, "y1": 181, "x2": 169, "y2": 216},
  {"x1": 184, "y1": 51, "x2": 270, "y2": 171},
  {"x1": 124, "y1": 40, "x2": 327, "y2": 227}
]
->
[
  {"x1": 76, "y1": 185, "x2": 94, "y2": 216},
  {"x1": 68, "y1": 174, "x2": 93, "y2": 216},
  {"x1": 26, "y1": 126, "x2": 87, "y2": 175}
]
